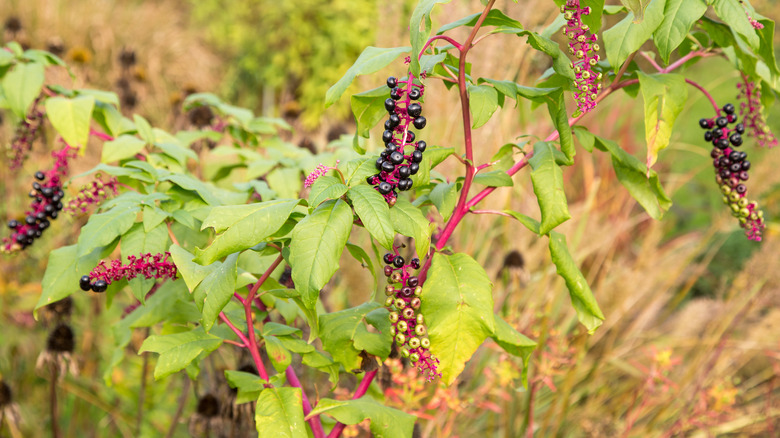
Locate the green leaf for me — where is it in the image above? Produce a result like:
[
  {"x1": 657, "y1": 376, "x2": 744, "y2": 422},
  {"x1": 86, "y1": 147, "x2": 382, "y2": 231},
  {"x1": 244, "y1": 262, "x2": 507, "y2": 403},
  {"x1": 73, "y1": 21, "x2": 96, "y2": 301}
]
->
[
  {"x1": 326, "y1": 46, "x2": 411, "y2": 107},
  {"x1": 76, "y1": 88, "x2": 119, "y2": 106},
  {"x1": 255, "y1": 387, "x2": 307, "y2": 438},
  {"x1": 437, "y1": 9, "x2": 523, "y2": 34},
  {"x1": 308, "y1": 398, "x2": 415, "y2": 438},
  {"x1": 348, "y1": 185, "x2": 395, "y2": 250},
  {"x1": 169, "y1": 245, "x2": 215, "y2": 292},
  {"x1": 192, "y1": 253, "x2": 239, "y2": 331},
  {"x1": 345, "y1": 157, "x2": 378, "y2": 187},
  {"x1": 44, "y1": 96, "x2": 95, "y2": 149},
  {"x1": 319, "y1": 302, "x2": 391, "y2": 371},
  {"x1": 34, "y1": 244, "x2": 112, "y2": 314},
  {"x1": 77, "y1": 203, "x2": 140, "y2": 257},
  {"x1": 581, "y1": 0, "x2": 606, "y2": 33},
  {"x1": 428, "y1": 181, "x2": 458, "y2": 221},
  {"x1": 491, "y1": 317, "x2": 536, "y2": 385},
  {"x1": 410, "y1": 0, "x2": 453, "y2": 77},
  {"x1": 389, "y1": 197, "x2": 432, "y2": 258},
  {"x1": 473, "y1": 170, "x2": 513, "y2": 187},
  {"x1": 264, "y1": 335, "x2": 292, "y2": 372},
  {"x1": 653, "y1": 0, "x2": 707, "y2": 63},
  {"x1": 637, "y1": 72, "x2": 687, "y2": 169},
  {"x1": 619, "y1": 0, "x2": 653, "y2": 22},
  {"x1": 195, "y1": 199, "x2": 299, "y2": 265},
  {"x1": 755, "y1": 15, "x2": 779, "y2": 77},
  {"x1": 467, "y1": 84, "x2": 499, "y2": 129},
  {"x1": 290, "y1": 199, "x2": 353, "y2": 309},
  {"x1": 503, "y1": 210, "x2": 541, "y2": 234},
  {"x1": 139, "y1": 327, "x2": 223, "y2": 379},
  {"x1": 548, "y1": 232, "x2": 605, "y2": 333},
  {"x1": 529, "y1": 142, "x2": 571, "y2": 235},
  {"x1": 517, "y1": 31, "x2": 575, "y2": 80},
  {"x1": 712, "y1": 0, "x2": 760, "y2": 51},
  {"x1": 345, "y1": 242, "x2": 378, "y2": 294},
  {"x1": 351, "y1": 86, "x2": 390, "y2": 140},
  {"x1": 225, "y1": 370, "x2": 267, "y2": 404},
  {"x1": 161, "y1": 174, "x2": 246, "y2": 206},
  {"x1": 101, "y1": 134, "x2": 146, "y2": 163},
  {"x1": 308, "y1": 176, "x2": 348, "y2": 209},
  {"x1": 2, "y1": 61, "x2": 44, "y2": 118},
  {"x1": 133, "y1": 114, "x2": 155, "y2": 144},
  {"x1": 603, "y1": 0, "x2": 665, "y2": 73},
  {"x1": 421, "y1": 252, "x2": 495, "y2": 385}
]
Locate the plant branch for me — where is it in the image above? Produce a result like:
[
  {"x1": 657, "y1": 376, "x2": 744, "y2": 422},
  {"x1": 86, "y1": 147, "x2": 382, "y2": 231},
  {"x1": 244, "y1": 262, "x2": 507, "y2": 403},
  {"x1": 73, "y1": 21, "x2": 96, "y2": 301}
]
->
[
  {"x1": 469, "y1": 209, "x2": 515, "y2": 218},
  {"x1": 89, "y1": 129, "x2": 114, "y2": 142},
  {"x1": 164, "y1": 375, "x2": 190, "y2": 438},
  {"x1": 419, "y1": 35, "x2": 463, "y2": 53},
  {"x1": 285, "y1": 367, "x2": 326, "y2": 438},
  {"x1": 685, "y1": 78, "x2": 721, "y2": 114},
  {"x1": 325, "y1": 370, "x2": 379, "y2": 438}
]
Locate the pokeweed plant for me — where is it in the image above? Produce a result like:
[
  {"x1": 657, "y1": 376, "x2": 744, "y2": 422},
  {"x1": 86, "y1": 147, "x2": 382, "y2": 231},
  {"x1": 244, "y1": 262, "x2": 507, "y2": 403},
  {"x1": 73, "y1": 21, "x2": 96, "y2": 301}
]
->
[{"x1": 0, "y1": 0, "x2": 777, "y2": 436}]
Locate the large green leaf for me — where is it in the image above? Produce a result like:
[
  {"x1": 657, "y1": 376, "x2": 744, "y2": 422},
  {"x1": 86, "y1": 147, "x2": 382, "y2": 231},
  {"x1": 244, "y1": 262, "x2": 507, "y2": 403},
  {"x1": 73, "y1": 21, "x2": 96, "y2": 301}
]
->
[
  {"x1": 389, "y1": 197, "x2": 432, "y2": 258},
  {"x1": 319, "y1": 302, "x2": 391, "y2": 371},
  {"x1": 76, "y1": 203, "x2": 140, "y2": 257},
  {"x1": 712, "y1": 0, "x2": 760, "y2": 51},
  {"x1": 518, "y1": 31, "x2": 575, "y2": 81},
  {"x1": 581, "y1": 0, "x2": 606, "y2": 33},
  {"x1": 101, "y1": 135, "x2": 146, "y2": 163},
  {"x1": 308, "y1": 176, "x2": 348, "y2": 209},
  {"x1": 428, "y1": 181, "x2": 458, "y2": 221},
  {"x1": 195, "y1": 199, "x2": 299, "y2": 264},
  {"x1": 420, "y1": 252, "x2": 495, "y2": 385},
  {"x1": 467, "y1": 84, "x2": 499, "y2": 129},
  {"x1": 473, "y1": 170, "x2": 513, "y2": 187},
  {"x1": 45, "y1": 96, "x2": 95, "y2": 150},
  {"x1": 161, "y1": 174, "x2": 246, "y2": 206},
  {"x1": 491, "y1": 316, "x2": 536, "y2": 385},
  {"x1": 255, "y1": 387, "x2": 307, "y2": 438},
  {"x1": 653, "y1": 0, "x2": 707, "y2": 63},
  {"x1": 409, "y1": 0, "x2": 452, "y2": 77},
  {"x1": 308, "y1": 398, "x2": 415, "y2": 438},
  {"x1": 192, "y1": 253, "x2": 239, "y2": 331},
  {"x1": 264, "y1": 335, "x2": 292, "y2": 372},
  {"x1": 437, "y1": 9, "x2": 523, "y2": 34},
  {"x1": 548, "y1": 232, "x2": 605, "y2": 333},
  {"x1": 34, "y1": 244, "x2": 113, "y2": 314},
  {"x1": 139, "y1": 327, "x2": 223, "y2": 379},
  {"x1": 2, "y1": 61, "x2": 44, "y2": 118},
  {"x1": 348, "y1": 185, "x2": 395, "y2": 250},
  {"x1": 351, "y1": 86, "x2": 390, "y2": 141},
  {"x1": 290, "y1": 199, "x2": 353, "y2": 308},
  {"x1": 169, "y1": 245, "x2": 216, "y2": 293},
  {"x1": 637, "y1": 72, "x2": 687, "y2": 169},
  {"x1": 603, "y1": 0, "x2": 665, "y2": 73},
  {"x1": 225, "y1": 370, "x2": 267, "y2": 404},
  {"x1": 529, "y1": 142, "x2": 571, "y2": 235},
  {"x1": 326, "y1": 46, "x2": 411, "y2": 107},
  {"x1": 619, "y1": 0, "x2": 653, "y2": 22}
]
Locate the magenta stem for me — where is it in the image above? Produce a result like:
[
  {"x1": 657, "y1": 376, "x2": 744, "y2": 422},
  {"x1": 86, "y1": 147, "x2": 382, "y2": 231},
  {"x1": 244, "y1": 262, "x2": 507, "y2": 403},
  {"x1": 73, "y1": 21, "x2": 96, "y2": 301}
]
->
[
  {"x1": 89, "y1": 129, "x2": 114, "y2": 142},
  {"x1": 419, "y1": 35, "x2": 463, "y2": 54},
  {"x1": 286, "y1": 368, "x2": 326, "y2": 438},
  {"x1": 326, "y1": 370, "x2": 379, "y2": 438},
  {"x1": 685, "y1": 78, "x2": 721, "y2": 114},
  {"x1": 219, "y1": 312, "x2": 250, "y2": 348}
]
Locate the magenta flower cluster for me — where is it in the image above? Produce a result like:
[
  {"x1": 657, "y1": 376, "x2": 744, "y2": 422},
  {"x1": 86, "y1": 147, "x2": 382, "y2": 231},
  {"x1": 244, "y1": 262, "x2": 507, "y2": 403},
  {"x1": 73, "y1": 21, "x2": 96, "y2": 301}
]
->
[
  {"x1": 737, "y1": 79, "x2": 777, "y2": 148},
  {"x1": 64, "y1": 174, "x2": 119, "y2": 215},
  {"x1": 89, "y1": 252, "x2": 178, "y2": 285},
  {"x1": 304, "y1": 160, "x2": 340, "y2": 188},
  {"x1": 562, "y1": 1, "x2": 602, "y2": 116},
  {"x1": 3, "y1": 145, "x2": 77, "y2": 252},
  {"x1": 740, "y1": 0, "x2": 764, "y2": 30},
  {"x1": 382, "y1": 252, "x2": 440, "y2": 381},
  {"x1": 8, "y1": 95, "x2": 45, "y2": 170}
]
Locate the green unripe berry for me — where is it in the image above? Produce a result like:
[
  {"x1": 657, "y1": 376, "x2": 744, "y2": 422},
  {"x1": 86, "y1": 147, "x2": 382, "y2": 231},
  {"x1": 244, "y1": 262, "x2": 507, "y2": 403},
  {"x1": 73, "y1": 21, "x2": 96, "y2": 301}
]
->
[
  {"x1": 416, "y1": 314, "x2": 424, "y2": 325},
  {"x1": 390, "y1": 325, "x2": 397, "y2": 336},
  {"x1": 721, "y1": 185, "x2": 732, "y2": 195},
  {"x1": 385, "y1": 296, "x2": 394, "y2": 307},
  {"x1": 421, "y1": 338, "x2": 431, "y2": 349},
  {"x1": 411, "y1": 297, "x2": 421, "y2": 309},
  {"x1": 389, "y1": 312, "x2": 399, "y2": 323},
  {"x1": 397, "y1": 320, "x2": 408, "y2": 333},
  {"x1": 738, "y1": 198, "x2": 748, "y2": 208},
  {"x1": 414, "y1": 286, "x2": 422, "y2": 296},
  {"x1": 740, "y1": 208, "x2": 750, "y2": 217},
  {"x1": 410, "y1": 352, "x2": 420, "y2": 362},
  {"x1": 394, "y1": 298, "x2": 407, "y2": 309},
  {"x1": 729, "y1": 193, "x2": 740, "y2": 203},
  {"x1": 415, "y1": 324, "x2": 427, "y2": 336},
  {"x1": 402, "y1": 307, "x2": 415, "y2": 319},
  {"x1": 395, "y1": 333, "x2": 406, "y2": 345},
  {"x1": 401, "y1": 347, "x2": 410, "y2": 358},
  {"x1": 408, "y1": 337, "x2": 421, "y2": 349},
  {"x1": 385, "y1": 285, "x2": 395, "y2": 296}
]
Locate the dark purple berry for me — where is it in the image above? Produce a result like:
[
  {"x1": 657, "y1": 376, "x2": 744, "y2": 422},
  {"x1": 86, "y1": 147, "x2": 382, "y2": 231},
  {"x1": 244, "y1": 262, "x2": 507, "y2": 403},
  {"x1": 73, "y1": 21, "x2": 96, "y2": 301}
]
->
[
  {"x1": 699, "y1": 118, "x2": 709, "y2": 129},
  {"x1": 735, "y1": 123, "x2": 745, "y2": 134},
  {"x1": 416, "y1": 141, "x2": 427, "y2": 152},
  {"x1": 712, "y1": 128, "x2": 723, "y2": 138},
  {"x1": 398, "y1": 178, "x2": 413, "y2": 191},
  {"x1": 389, "y1": 151, "x2": 404, "y2": 165},
  {"x1": 385, "y1": 98, "x2": 396, "y2": 113},
  {"x1": 387, "y1": 77, "x2": 397, "y2": 88},
  {"x1": 723, "y1": 103, "x2": 735, "y2": 115},
  {"x1": 729, "y1": 133, "x2": 742, "y2": 146},
  {"x1": 410, "y1": 258, "x2": 420, "y2": 269},
  {"x1": 739, "y1": 171, "x2": 749, "y2": 180},
  {"x1": 716, "y1": 117, "x2": 728, "y2": 128},
  {"x1": 718, "y1": 157, "x2": 730, "y2": 168},
  {"x1": 92, "y1": 280, "x2": 108, "y2": 293},
  {"x1": 388, "y1": 114, "x2": 401, "y2": 128},
  {"x1": 409, "y1": 162, "x2": 420, "y2": 175},
  {"x1": 704, "y1": 131, "x2": 713, "y2": 142},
  {"x1": 381, "y1": 161, "x2": 396, "y2": 173},
  {"x1": 378, "y1": 182, "x2": 392, "y2": 195},
  {"x1": 393, "y1": 256, "x2": 405, "y2": 268},
  {"x1": 407, "y1": 276, "x2": 419, "y2": 287},
  {"x1": 383, "y1": 265, "x2": 393, "y2": 277},
  {"x1": 729, "y1": 151, "x2": 742, "y2": 162},
  {"x1": 741, "y1": 160, "x2": 750, "y2": 171},
  {"x1": 717, "y1": 138, "x2": 729, "y2": 149},
  {"x1": 8, "y1": 219, "x2": 19, "y2": 229},
  {"x1": 382, "y1": 130, "x2": 394, "y2": 144},
  {"x1": 38, "y1": 219, "x2": 50, "y2": 230},
  {"x1": 411, "y1": 150, "x2": 423, "y2": 163},
  {"x1": 366, "y1": 175, "x2": 377, "y2": 185},
  {"x1": 409, "y1": 88, "x2": 421, "y2": 100},
  {"x1": 720, "y1": 169, "x2": 731, "y2": 179},
  {"x1": 383, "y1": 253, "x2": 395, "y2": 265},
  {"x1": 32, "y1": 182, "x2": 41, "y2": 192},
  {"x1": 79, "y1": 275, "x2": 92, "y2": 291},
  {"x1": 407, "y1": 103, "x2": 422, "y2": 117},
  {"x1": 390, "y1": 88, "x2": 402, "y2": 100},
  {"x1": 41, "y1": 187, "x2": 54, "y2": 198},
  {"x1": 735, "y1": 184, "x2": 747, "y2": 194},
  {"x1": 398, "y1": 166, "x2": 411, "y2": 178},
  {"x1": 34, "y1": 171, "x2": 45, "y2": 181},
  {"x1": 406, "y1": 131, "x2": 415, "y2": 143},
  {"x1": 710, "y1": 149, "x2": 721, "y2": 159},
  {"x1": 730, "y1": 163, "x2": 742, "y2": 173},
  {"x1": 50, "y1": 211, "x2": 58, "y2": 219},
  {"x1": 727, "y1": 114, "x2": 737, "y2": 123},
  {"x1": 376, "y1": 157, "x2": 385, "y2": 170},
  {"x1": 400, "y1": 287, "x2": 413, "y2": 298},
  {"x1": 25, "y1": 215, "x2": 36, "y2": 225},
  {"x1": 25, "y1": 229, "x2": 35, "y2": 238}
]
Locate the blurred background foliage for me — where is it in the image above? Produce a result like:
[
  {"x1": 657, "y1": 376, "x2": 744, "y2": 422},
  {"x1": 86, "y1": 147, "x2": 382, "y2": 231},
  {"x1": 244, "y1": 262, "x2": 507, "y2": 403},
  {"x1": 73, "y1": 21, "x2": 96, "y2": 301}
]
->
[{"x1": 0, "y1": 0, "x2": 779, "y2": 436}]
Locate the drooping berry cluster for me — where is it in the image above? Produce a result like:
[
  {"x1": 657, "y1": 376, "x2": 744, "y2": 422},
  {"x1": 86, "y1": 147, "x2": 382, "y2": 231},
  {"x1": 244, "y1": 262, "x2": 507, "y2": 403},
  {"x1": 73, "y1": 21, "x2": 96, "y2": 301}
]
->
[
  {"x1": 8, "y1": 95, "x2": 45, "y2": 170},
  {"x1": 699, "y1": 103, "x2": 765, "y2": 241},
  {"x1": 562, "y1": 1, "x2": 602, "y2": 116},
  {"x1": 2, "y1": 145, "x2": 77, "y2": 252},
  {"x1": 79, "y1": 252, "x2": 178, "y2": 293},
  {"x1": 366, "y1": 76, "x2": 427, "y2": 205},
  {"x1": 382, "y1": 251, "x2": 440, "y2": 381},
  {"x1": 64, "y1": 174, "x2": 120, "y2": 215},
  {"x1": 737, "y1": 79, "x2": 777, "y2": 148}
]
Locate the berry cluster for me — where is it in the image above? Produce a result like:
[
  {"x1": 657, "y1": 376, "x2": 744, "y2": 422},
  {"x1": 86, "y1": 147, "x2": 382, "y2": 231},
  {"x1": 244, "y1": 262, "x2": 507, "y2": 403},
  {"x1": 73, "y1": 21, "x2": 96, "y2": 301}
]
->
[
  {"x1": 2, "y1": 145, "x2": 77, "y2": 252},
  {"x1": 366, "y1": 75, "x2": 428, "y2": 205},
  {"x1": 8, "y1": 95, "x2": 45, "y2": 170},
  {"x1": 64, "y1": 174, "x2": 119, "y2": 215},
  {"x1": 737, "y1": 79, "x2": 777, "y2": 148},
  {"x1": 699, "y1": 103, "x2": 765, "y2": 241},
  {"x1": 382, "y1": 251, "x2": 440, "y2": 381},
  {"x1": 562, "y1": 1, "x2": 602, "y2": 116},
  {"x1": 79, "y1": 252, "x2": 178, "y2": 293}
]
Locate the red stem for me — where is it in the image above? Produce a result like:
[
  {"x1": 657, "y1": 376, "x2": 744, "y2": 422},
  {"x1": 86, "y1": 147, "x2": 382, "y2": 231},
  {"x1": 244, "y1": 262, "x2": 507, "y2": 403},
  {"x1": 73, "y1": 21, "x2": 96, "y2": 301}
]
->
[
  {"x1": 326, "y1": 370, "x2": 379, "y2": 438},
  {"x1": 286, "y1": 368, "x2": 326, "y2": 438},
  {"x1": 419, "y1": 35, "x2": 463, "y2": 53},
  {"x1": 685, "y1": 78, "x2": 721, "y2": 114},
  {"x1": 89, "y1": 129, "x2": 114, "y2": 142}
]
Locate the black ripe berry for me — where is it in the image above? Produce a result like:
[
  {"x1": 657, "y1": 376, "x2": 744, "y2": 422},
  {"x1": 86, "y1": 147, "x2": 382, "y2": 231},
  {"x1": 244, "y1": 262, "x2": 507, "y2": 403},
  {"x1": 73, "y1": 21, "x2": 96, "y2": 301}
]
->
[
  {"x1": 416, "y1": 141, "x2": 427, "y2": 152},
  {"x1": 717, "y1": 138, "x2": 729, "y2": 149},
  {"x1": 409, "y1": 88, "x2": 421, "y2": 100},
  {"x1": 382, "y1": 130, "x2": 394, "y2": 144},
  {"x1": 716, "y1": 117, "x2": 728, "y2": 128},
  {"x1": 390, "y1": 88, "x2": 402, "y2": 100},
  {"x1": 411, "y1": 150, "x2": 423, "y2": 163},
  {"x1": 736, "y1": 184, "x2": 747, "y2": 194},
  {"x1": 729, "y1": 133, "x2": 743, "y2": 146},
  {"x1": 388, "y1": 114, "x2": 401, "y2": 128},
  {"x1": 383, "y1": 253, "x2": 395, "y2": 265},
  {"x1": 398, "y1": 178, "x2": 413, "y2": 191},
  {"x1": 378, "y1": 182, "x2": 392, "y2": 195},
  {"x1": 413, "y1": 116, "x2": 427, "y2": 129},
  {"x1": 392, "y1": 255, "x2": 405, "y2": 268},
  {"x1": 381, "y1": 161, "x2": 396, "y2": 173},
  {"x1": 410, "y1": 258, "x2": 421, "y2": 269},
  {"x1": 92, "y1": 280, "x2": 108, "y2": 293},
  {"x1": 375, "y1": 158, "x2": 384, "y2": 170},
  {"x1": 712, "y1": 128, "x2": 723, "y2": 138},
  {"x1": 406, "y1": 131, "x2": 415, "y2": 143},
  {"x1": 8, "y1": 219, "x2": 19, "y2": 229},
  {"x1": 730, "y1": 163, "x2": 742, "y2": 173},
  {"x1": 407, "y1": 276, "x2": 419, "y2": 287},
  {"x1": 723, "y1": 103, "x2": 735, "y2": 115},
  {"x1": 387, "y1": 77, "x2": 398, "y2": 88},
  {"x1": 409, "y1": 162, "x2": 420, "y2": 175},
  {"x1": 729, "y1": 151, "x2": 742, "y2": 162},
  {"x1": 34, "y1": 171, "x2": 45, "y2": 181},
  {"x1": 25, "y1": 215, "x2": 36, "y2": 225},
  {"x1": 366, "y1": 175, "x2": 377, "y2": 185},
  {"x1": 407, "y1": 103, "x2": 422, "y2": 117},
  {"x1": 741, "y1": 160, "x2": 751, "y2": 170},
  {"x1": 699, "y1": 118, "x2": 710, "y2": 129},
  {"x1": 735, "y1": 123, "x2": 745, "y2": 134},
  {"x1": 389, "y1": 151, "x2": 404, "y2": 164},
  {"x1": 704, "y1": 131, "x2": 713, "y2": 142},
  {"x1": 41, "y1": 187, "x2": 53, "y2": 198},
  {"x1": 79, "y1": 275, "x2": 92, "y2": 291},
  {"x1": 384, "y1": 98, "x2": 396, "y2": 113},
  {"x1": 398, "y1": 165, "x2": 411, "y2": 178}
]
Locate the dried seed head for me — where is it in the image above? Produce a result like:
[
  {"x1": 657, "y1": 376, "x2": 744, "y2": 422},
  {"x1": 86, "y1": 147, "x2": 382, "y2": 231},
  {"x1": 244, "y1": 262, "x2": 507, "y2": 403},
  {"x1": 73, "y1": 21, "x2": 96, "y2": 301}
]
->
[
  {"x1": 196, "y1": 394, "x2": 220, "y2": 418},
  {"x1": 47, "y1": 324, "x2": 75, "y2": 353},
  {"x1": 0, "y1": 380, "x2": 12, "y2": 407}
]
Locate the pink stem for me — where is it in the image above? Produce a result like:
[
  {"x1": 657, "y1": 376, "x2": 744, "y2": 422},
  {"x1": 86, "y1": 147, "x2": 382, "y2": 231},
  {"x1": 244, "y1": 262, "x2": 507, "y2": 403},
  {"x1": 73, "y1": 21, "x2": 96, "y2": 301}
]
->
[
  {"x1": 326, "y1": 370, "x2": 379, "y2": 438},
  {"x1": 286, "y1": 368, "x2": 326, "y2": 438},
  {"x1": 219, "y1": 312, "x2": 250, "y2": 348},
  {"x1": 90, "y1": 129, "x2": 114, "y2": 142},
  {"x1": 685, "y1": 78, "x2": 721, "y2": 114},
  {"x1": 419, "y1": 35, "x2": 463, "y2": 55}
]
